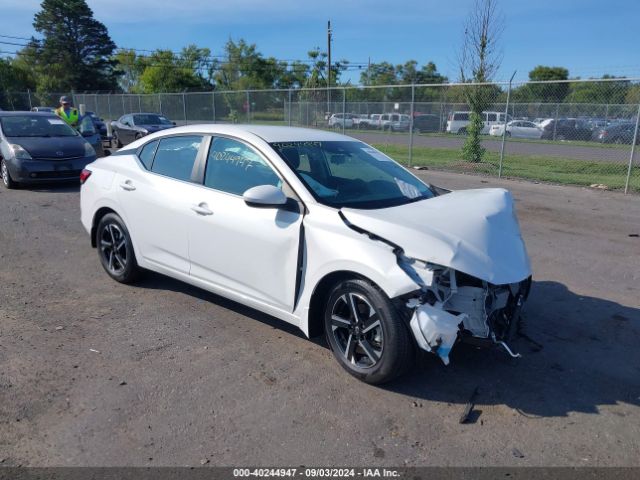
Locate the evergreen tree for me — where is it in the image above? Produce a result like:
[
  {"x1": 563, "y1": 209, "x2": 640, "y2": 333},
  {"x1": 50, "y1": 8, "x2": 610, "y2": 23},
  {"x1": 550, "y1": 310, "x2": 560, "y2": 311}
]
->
[{"x1": 32, "y1": 0, "x2": 117, "y2": 91}]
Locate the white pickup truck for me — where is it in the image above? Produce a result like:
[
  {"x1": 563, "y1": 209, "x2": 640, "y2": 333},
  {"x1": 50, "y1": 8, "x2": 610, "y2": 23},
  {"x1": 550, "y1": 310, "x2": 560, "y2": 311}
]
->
[{"x1": 356, "y1": 113, "x2": 410, "y2": 131}]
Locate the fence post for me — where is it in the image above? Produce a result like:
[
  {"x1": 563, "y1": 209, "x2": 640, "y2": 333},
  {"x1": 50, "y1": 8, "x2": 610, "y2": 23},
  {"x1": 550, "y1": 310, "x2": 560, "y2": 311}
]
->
[
  {"x1": 624, "y1": 103, "x2": 640, "y2": 194},
  {"x1": 182, "y1": 92, "x2": 187, "y2": 125},
  {"x1": 552, "y1": 103, "x2": 560, "y2": 141},
  {"x1": 408, "y1": 84, "x2": 415, "y2": 167},
  {"x1": 27, "y1": 89, "x2": 33, "y2": 110},
  {"x1": 342, "y1": 88, "x2": 346, "y2": 135},
  {"x1": 107, "y1": 93, "x2": 112, "y2": 121},
  {"x1": 212, "y1": 91, "x2": 216, "y2": 123},
  {"x1": 288, "y1": 89, "x2": 292, "y2": 126},
  {"x1": 499, "y1": 71, "x2": 516, "y2": 178},
  {"x1": 158, "y1": 93, "x2": 163, "y2": 115},
  {"x1": 246, "y1": 90, "x2": 251, "y2": 123},
  {"x1": 138, "y1": 95, "x2": 142, "y2": 113}
]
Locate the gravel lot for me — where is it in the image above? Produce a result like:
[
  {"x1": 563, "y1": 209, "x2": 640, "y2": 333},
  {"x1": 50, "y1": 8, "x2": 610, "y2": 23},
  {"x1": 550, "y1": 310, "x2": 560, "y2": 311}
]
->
[{"x1": 0, "y1": 171, "x2": 639, "y2": 467}]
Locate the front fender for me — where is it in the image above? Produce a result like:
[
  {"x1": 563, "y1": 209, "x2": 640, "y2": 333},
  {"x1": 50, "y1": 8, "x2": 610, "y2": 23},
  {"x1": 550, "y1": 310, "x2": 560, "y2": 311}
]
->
[{"x1": 294, "y1": 206, "x2": 418, "y2": 337}]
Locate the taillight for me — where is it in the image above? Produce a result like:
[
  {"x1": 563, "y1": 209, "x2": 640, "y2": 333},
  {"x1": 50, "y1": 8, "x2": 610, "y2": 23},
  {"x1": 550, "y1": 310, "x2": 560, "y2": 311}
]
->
[{"x1": 79, "y1": 169, "x2": 92, "y2": 185}]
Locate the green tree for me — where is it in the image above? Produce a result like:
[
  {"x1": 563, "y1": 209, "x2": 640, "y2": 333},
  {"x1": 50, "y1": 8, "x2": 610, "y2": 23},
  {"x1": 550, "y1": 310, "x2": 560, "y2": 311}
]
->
[
  {"x1": 114, "y1": 49, "x2": 146, "y2": 93},
  {"x1": 513, "y1": 65, "x2": 569, "y2": 103},
  {"x1": 31, "y1": 0, "x2": 117, "y2": 91},
  {"x1": 137, "y1": 50, "x2": 207, "y2": 93},
  {"x1": 0, "y1": 57, "x2": 37, "y2": 109},
  {"x1": 458, "y1": 0, "x2": 504, "y2": 163}
]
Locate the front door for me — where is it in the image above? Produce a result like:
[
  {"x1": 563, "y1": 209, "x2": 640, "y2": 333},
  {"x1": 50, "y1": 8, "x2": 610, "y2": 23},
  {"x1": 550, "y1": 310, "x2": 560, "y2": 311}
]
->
[{"x1": 187, "y1": 136, "x2": 302, "y2": 312}]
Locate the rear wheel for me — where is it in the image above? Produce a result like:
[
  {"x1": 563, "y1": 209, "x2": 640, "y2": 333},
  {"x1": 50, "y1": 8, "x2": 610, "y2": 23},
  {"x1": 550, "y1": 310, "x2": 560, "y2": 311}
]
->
[
  {"x1": 1, "y1": 159, "x2": 18, "y2": 189},
  {"x1": 96, "y1": 213, "x2": 141, "y2": 284},
  {"x1": 324, "y1": 279, "x2": 414, "y2": 384},
  {"x1": 458, "y1": 128, "x2": 467, "y2": 135}
]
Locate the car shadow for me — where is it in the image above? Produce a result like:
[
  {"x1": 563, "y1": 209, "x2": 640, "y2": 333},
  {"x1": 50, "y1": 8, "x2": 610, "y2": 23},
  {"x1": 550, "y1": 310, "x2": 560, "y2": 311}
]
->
[
  {"x1": 132, "y1": 274, "x2": 640, "y2": 418},
  {"x1": 17, "y1": 182, "x2": 80, "y2": 193},
  {"x1": 133, "y1": 270, "x2": 308, "y2": 340}
]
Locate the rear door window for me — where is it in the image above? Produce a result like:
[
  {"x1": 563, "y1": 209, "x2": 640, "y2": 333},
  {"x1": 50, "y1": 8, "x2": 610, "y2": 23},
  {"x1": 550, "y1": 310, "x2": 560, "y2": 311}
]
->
[
  {"x1": 487, "y1": 113, "x2": 497, "y2": 122},
  {"x1": 151, "y1": 135, "x2": 202, "y2": 182},
  {"x1": 454, "y1": 113, "x2": 469, "y2": 121}
]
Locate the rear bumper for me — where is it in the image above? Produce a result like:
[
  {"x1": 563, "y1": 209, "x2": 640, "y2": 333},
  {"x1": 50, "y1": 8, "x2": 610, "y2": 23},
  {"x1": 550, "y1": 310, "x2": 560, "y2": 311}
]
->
[{"x1": 6, "y1": 155, "x2": 96, "y2": 184}]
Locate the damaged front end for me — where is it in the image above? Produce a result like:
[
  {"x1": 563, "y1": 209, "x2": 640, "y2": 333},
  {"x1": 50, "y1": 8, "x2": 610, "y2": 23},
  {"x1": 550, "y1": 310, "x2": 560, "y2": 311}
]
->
[
  {"x1": 340, "y1": 187, "x2": 533, "y2": 365},
  {"x1": 400, "y1": 258, "x2": 531, "y2": 365}
]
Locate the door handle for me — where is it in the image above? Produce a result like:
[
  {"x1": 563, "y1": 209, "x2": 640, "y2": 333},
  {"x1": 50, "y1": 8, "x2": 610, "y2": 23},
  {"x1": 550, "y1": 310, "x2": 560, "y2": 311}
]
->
[
  {"x1": 120, "y1": 180, "x2": 136, "y2": 191},
  {"x1": 191, "y1": 203, "x2": 213, "y2": 216}
]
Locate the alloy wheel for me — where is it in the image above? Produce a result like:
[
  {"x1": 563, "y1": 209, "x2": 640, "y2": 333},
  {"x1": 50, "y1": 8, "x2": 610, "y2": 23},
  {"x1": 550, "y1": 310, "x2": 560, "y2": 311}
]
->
[
  {"x1": 330, "y1": 292, "x2": 383, "y2": 369},
  {"x1": 99, "y1": 223, "x2": 128, "y2": 275},
  {"x1": 1, "y1": 161, "x2": 9, "y2": 186}
]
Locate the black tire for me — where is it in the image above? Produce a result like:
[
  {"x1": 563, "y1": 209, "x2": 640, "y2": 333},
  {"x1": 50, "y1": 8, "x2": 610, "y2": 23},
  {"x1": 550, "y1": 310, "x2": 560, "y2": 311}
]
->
[
  {"x1": 324, "y1": 278, "x2": 414, "y2": 384},
  {"x1": 112, "y1": 132, "x2": 122, "y2": 148},
  {"x1": 1, "y1": 159, "x2": 18, "y2": 189},
  {"x1": 506, "y1": 131, "x2": 511, "y2": 137},
  {"x1": 96, "y1": 213, "x2": 141, "y2": 284},
  {"x1": 458, "y1": 128, "x2": 467, "y2": 135}
]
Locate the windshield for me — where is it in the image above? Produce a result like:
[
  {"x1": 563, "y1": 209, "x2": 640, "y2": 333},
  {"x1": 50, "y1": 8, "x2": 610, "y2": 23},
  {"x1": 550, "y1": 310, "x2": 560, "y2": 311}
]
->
[
  {"x1": 133, "y1": 114, "x2": 171, "y2": 125},
  {"x1": 270, "y1": 141, "x2": 435, "y2": 209},
  {"x1": 0, "y1": 115, "x2": 79, "y2": 137}
]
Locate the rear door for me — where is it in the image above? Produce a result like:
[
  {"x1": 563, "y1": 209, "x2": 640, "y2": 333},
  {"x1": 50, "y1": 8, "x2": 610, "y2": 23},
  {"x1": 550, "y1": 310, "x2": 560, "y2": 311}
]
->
[
  {"x1": 187, "y1": 136, "x2": 303, "y2": 312},
  {"x1": 116, "y1": 134, "x2": 205, "y2": 274}
]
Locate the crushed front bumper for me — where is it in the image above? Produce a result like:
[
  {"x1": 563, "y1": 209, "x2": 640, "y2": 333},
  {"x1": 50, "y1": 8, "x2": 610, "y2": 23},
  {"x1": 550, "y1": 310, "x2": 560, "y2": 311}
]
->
[{"x1": 407, "y1": 274, "x2": 531, "y2": 365}]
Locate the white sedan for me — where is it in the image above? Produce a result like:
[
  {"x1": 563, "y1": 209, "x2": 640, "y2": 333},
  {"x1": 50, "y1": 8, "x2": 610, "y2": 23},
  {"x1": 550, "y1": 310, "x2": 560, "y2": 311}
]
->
[
  {"x1": 80, "y1": 125, "x2": 531, "y2": 384},
  {"x1": 489, "y1": 120, "x2": 543, "y2": 139}
]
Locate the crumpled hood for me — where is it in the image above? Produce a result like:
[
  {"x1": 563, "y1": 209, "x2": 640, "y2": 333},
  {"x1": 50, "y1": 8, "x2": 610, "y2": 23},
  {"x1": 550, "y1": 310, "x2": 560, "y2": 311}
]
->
[{"x1": 341, "y1": 188, "x2": 531, "y2": 285}]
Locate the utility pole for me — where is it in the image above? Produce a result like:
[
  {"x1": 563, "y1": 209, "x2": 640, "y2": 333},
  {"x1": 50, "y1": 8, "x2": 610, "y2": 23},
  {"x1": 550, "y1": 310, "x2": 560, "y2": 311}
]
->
[{"x1": 327, "y1": 20, "x2": 332, "y2": 116}]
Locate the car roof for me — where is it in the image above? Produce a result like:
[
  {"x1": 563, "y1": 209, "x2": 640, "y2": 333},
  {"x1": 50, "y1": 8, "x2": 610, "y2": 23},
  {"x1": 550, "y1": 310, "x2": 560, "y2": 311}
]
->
[
  {"x1": 0, "y1": 111, "x2": 57, "y2": 117},
  {"x1": 149, "y1": 124, "x2": 354, "y2": 143}
]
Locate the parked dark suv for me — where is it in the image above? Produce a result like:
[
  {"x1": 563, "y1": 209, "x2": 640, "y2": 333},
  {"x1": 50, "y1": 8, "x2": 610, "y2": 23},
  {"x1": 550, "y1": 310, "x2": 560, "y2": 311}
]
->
[
  {"x1": 541, "y1": 119, "x2": 592, "y2": 141},
  {"x1": 412, "y1": 114, "x2": 441, "y2": 133}
]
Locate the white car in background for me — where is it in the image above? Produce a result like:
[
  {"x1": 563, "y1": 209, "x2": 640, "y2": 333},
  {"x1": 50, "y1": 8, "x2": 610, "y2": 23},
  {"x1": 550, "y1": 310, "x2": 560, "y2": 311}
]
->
[
  {"x1": 328, "y1": 113, "x2": 354, "y2": 129},
  {"x1": 446, "y1": 111, "x2": 510, "y2": 135},
  {"x1": 80, "y1": 125, "x2": 531, "y2": 384},
  {"x1": 489, "y1": 120, "x2": 544, "y2": 139}
]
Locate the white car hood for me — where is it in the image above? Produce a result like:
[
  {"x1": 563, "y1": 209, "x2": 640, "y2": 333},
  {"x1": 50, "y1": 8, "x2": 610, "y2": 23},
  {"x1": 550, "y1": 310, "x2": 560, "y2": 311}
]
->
[{"x1": 341, "y1": 188, "x2": 531, "y2": 285}]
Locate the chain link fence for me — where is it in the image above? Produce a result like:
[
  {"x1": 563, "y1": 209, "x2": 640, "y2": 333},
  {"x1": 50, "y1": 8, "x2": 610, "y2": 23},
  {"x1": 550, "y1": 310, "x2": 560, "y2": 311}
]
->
[{"x1": 2, "y1": 78, "x2": 639, "y2": 193}]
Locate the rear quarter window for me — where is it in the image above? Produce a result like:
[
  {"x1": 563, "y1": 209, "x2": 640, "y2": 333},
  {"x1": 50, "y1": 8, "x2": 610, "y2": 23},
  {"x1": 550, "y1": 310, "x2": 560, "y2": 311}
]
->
[{"x1": 138, "y1": 140, "x2": 159, "y2": 170}]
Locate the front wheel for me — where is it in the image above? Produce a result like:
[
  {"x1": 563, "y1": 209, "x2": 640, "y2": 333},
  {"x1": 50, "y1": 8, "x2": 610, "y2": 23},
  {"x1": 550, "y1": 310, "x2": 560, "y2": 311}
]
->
[
  {"x1": 112, "y1": 132, "x2": 122, "y2": 148},
  {"x1": 96, "y1": 213, "x2": 141, "y2": 284},
  {"x1": 324, "y1": 279, "x2": 414, "y2": 384},
  {"x1": 1, "y1": 159, "x2": 18, "y2": 189}
]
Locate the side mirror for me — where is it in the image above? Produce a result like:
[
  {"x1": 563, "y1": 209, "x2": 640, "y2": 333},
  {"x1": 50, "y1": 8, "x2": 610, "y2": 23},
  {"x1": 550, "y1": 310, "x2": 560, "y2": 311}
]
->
[{"x1": 243, "y1": 185, "x2": 287, "y2": 208}]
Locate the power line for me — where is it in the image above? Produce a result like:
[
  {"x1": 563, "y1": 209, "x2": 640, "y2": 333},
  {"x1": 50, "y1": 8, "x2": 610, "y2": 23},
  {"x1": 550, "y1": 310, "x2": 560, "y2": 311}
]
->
[{"x1": 0, "y1": 38, "x2": 369, "y2": 69}]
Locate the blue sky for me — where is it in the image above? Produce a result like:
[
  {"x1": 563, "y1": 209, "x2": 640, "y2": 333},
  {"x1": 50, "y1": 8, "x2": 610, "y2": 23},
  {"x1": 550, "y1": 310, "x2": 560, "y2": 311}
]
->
[{"x1": 2, "y1": 0, "x2": 639, "y2": 83}]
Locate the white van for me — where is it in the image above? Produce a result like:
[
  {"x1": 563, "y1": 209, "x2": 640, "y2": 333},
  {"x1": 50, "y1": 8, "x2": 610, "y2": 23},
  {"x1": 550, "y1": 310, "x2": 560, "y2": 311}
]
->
[{"x1": 446, "y1": 111, "x2": 510, "y2": 135}]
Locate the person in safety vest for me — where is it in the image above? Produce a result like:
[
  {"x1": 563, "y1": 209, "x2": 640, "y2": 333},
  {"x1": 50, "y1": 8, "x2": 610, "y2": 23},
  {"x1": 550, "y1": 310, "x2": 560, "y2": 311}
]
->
[{"x1": 54, "y1": 96, "x2": 79, "y2": 127}]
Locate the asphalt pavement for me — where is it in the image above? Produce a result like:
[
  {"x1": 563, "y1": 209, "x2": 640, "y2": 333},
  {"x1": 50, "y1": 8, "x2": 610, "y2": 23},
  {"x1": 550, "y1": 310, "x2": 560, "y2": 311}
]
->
[{"x1": 0, "y1": 171, "x2": 639, "y2": 466}]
